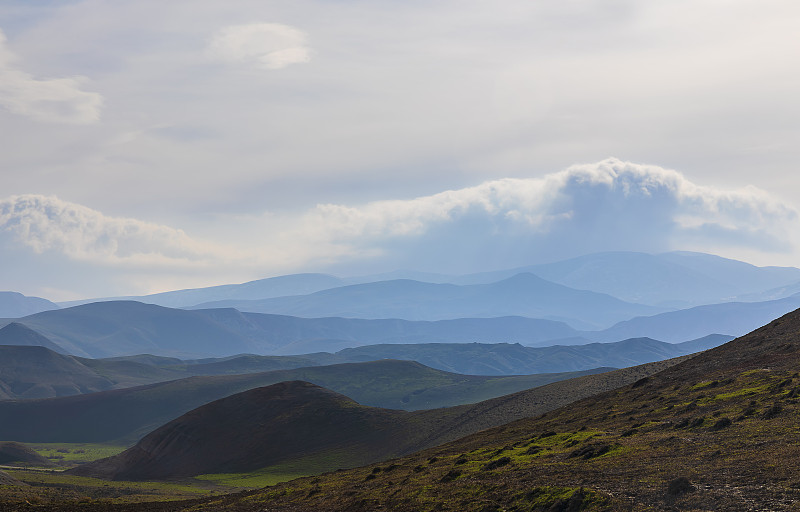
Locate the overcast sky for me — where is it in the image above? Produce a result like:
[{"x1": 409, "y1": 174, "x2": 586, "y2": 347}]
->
[{"x1": 1, "y1": 0, "x2": 799, "y2": 300}]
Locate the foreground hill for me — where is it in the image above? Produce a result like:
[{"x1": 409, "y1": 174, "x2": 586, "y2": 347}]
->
[
  {"x1": 0, "y1": 360, "x2": 609, "y2": 443},
  {"x1": 71, "y1": 381, "x2": 413, "y2": 480},
  {"x1": 72, "y1": 356, "x2": 688, "y2": 482},
  {"x1": 191, "y1": 273, "x2": 660, "y2": 330},
  {"x1": 176, "y1": 307, "x2": 800, "y2": 511},
  {"x1": 0, "y1": 442, "x2": 53, "y2": 467}
]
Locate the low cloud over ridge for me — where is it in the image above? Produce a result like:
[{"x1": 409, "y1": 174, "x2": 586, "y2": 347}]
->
[
  {"x1": 1, "y1": 159, "x2": 797, "y2": 296},
  {"x1": 308, "y1": 158, "x2": 798, "y2": 272}
]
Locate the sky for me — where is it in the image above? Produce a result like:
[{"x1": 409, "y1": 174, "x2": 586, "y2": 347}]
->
[{"x1": 1, "y1": 0, "x2": 799, "y2": 301}]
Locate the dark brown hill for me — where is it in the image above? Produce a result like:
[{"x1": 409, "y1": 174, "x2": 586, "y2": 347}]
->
[
  {"x1": 0, "y1": 441, "x2": 52, "y2": 467},
  {"x1": 69, "y1": 356, "x2": 690, "y2": 483},
  {"x1": 70, "y1": 381, "x2": 415, "y2": 480},
  {"x1": 177, "y1": 308, "x2": 800, "y2": 511}
]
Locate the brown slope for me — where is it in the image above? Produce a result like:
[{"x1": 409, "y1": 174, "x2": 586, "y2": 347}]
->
[
  {"x1": 0, "y1": 470, "x2": 26, "y2": 486},
  {"x1": 70, "y1": 381, "x2": 416, "y2": 480},
  {"x1": 182, "y1": 307, "x2": 800, "y2": 512},
  {"x1": 69, "y1": 355, "x2": 691, "y2": 483},
  {"x1": 0, "y1": 442, "x2": 52, "y2": 467}
]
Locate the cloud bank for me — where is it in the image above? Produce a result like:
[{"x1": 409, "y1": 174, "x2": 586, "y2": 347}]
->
[
  {"x1": 0, "y1": 195, "x2": 219, "y2": 267},
  {"x1": 2, "y1": 160, "x2": 797, "y2": 297},
  {"x1": 0, "y1": 30, "x2": 103, "y2": 124},
  {"x1": 306, "y1": 159, "x2": 799, "y2": 273}
]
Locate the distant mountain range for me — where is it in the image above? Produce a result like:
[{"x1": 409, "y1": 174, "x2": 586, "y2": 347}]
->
[
  {"x1": 1, "y1": 298, "x2": 791, "y2": 360},
  {"x1": 591, "y1": 294, "x2": 800, "y2": 342},
  {"x1": 55, "y1": 251, "x2": 800, "y2": 311},
  {"x1": 189, "y1": 273, "x2": 661, "y2": 329},
  {"x1": 0, "y1": 301, "x2": 585, "y2": 358},
  {"x1": 0, "y1": 291, "x2": 58, "y2": 319}
]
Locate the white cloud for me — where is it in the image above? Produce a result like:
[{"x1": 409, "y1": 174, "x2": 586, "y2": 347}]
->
[
  {"x1": 0, "y1": 30, "x2": 103, "y2": 124},
  {"x1": 301, "y1": 159, "x2": 800, "y2": 273},
  {"x1": 0, "y1": 195, "x2": 219, "y2": 267},
  {"x1": 207, "y1": 23, "x2": 311, "y2": 69},
  {"x1": 1, "y1": 160, "x2": 798, "y2": 296}
]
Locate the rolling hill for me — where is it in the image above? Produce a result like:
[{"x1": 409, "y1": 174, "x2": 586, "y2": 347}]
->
[
  {"x1": 70, "y1": 381, "x2": 415, "y2": 480},
  {"x1": 183, "y1": 307, "x2": 800, "y2": 511},
  {"x1": 71, "y1": 356, "x2": 690, "y2": 482},
  {"x1": 0, "y1": 360, "x2": 610, "y2": 444},
  {"x1": 0, "y1": 334, "x2": 731, "y2": 401},
  {"x1": 333, "y1": 335, "x2": 732, "y2": 375}
]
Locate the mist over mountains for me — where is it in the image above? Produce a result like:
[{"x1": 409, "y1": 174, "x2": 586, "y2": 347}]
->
[{"x1": 2, "y1": 251, "x2": 799, "y2": 361}]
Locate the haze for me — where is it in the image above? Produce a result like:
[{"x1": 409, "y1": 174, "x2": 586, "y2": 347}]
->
[{"x1": 1, "y1": 1, "x2": 799, "y2": 300}]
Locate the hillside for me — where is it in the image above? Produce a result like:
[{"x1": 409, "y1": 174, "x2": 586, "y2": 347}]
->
[
  {"x1": 72, "y1": 356, "x2": 690, "y2": 482},
  {"x1": 0, "y1": 360, "x2": 608, "y2": 444},
  {"x1": 70, "y1": 381, "x2": 415, "y2": 480},
  {"x1": 186, "y1": 307, "x2": 800, "y2": 511},
  {"x1": 191, "y1": 273, "x2": 660, "y2": 329},
  {"x1": 0, "y1": 442, "x2": 53, "y2": 467},
  {"x1": 0, "y1": 345, "x2": 114, "y2": 399}
]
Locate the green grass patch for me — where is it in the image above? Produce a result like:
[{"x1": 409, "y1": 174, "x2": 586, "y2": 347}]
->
[
  {"x1": 3, "y1": 469, "x2": 213, "y2": 503},
  {"x1": 196, "y1": 448, "x2": 361, "y2": 489},
  {"x1": 196, "y1": 469, "x2": 309, "y2": 488},
  {"x1": 710, "y1": 384, "x2": 771, "y2": 402},
  {"x1": 28, "y1": 442, "x2": 128, "y2": 465}
]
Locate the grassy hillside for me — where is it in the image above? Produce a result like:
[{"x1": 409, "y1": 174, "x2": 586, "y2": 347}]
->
[
  {"x1": 173, "y1": 307, "x2": 800, "y2": 511},
  {"x1": 58, "y1": 355, "x2": 686, "y2": 484}
]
